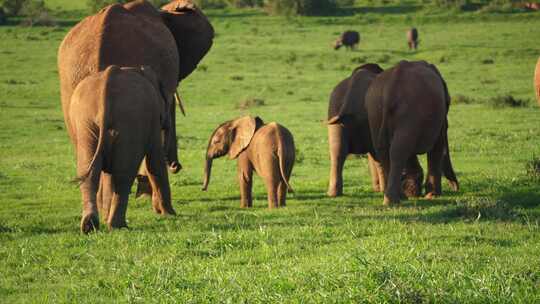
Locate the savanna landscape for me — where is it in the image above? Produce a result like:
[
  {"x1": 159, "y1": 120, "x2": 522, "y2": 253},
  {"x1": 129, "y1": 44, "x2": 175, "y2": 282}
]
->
[{"x1": 0, "y1": 0, "x2": 539, "y2": 302}]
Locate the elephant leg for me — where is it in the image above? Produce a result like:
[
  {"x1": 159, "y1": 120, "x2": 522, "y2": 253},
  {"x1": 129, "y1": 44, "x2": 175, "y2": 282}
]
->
[
  {"x1": 328, "y1": 124, "x2": 348, "y2": 197},
  {"x1": 425, "y1": 137, "x2": 445, "y2": 199},
  {"x1": 76, "y1": 138, "x2": 102, "y2": 234},
  {"x1": 146, "y1": 142, "x2": 175, "y2": 216},
  {"x1": 99, "y1": 172, "x2": 114, "y2": 221},
  {"x1": 238, "y1": 155, "x2": 253, "y2": 208},
  {"x1": 383, "y1": 135, "x2": 414, "y2": 205},
  {"x1": 107, "y1": 176, "x2": 132, "y2": 230},
  {"x1": 265, "y1": 177, "x2": 279, "y2": 209},
  {"x1": 278, "y1": 181, "x2": 287, "y2": 207},
  {"x1": 367, "y1": 153, "x2": 381, "y2": 192}
]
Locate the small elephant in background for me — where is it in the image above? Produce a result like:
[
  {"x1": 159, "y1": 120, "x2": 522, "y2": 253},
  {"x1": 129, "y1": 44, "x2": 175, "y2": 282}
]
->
[
  {"x1": 202, "y1": 116, "x2": 295, "y2": 209},
  {"x1": 365, "y1": 60, "x2": 459, "y2": 205},
  {"x1": 69, "y1": 65, "x2": 175, "y2": 233},
  {"x1": 334, "y1": 30, "x2": 360, "y2": 50},
  {"x1": 407, "y1": 27, "x2": 419, "y2": 50}
]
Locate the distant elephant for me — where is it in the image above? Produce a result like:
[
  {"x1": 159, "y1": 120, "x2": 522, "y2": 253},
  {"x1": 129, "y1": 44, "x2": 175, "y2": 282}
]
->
[
  {"x1": 365, "y1": 60, "x2": 459, "y2": 205},
  {"x1": 535, "y1": 57, "x2": 540, "y2": 105},
  {"x1": 202, "y1": 116, "x2": 295, "y2": 209},
  {"x1": 70, "y1": 66, "x2": 174, "y2": 233},
  {"x1": 58, "y1": 0, "x2": 214, "y2": 191},
  {"x1": 334, "y1": 30, "x2": 360, "y2": 50},
  {"x1": 407, "y1": 27, "x2": 419, "y2": 50}
]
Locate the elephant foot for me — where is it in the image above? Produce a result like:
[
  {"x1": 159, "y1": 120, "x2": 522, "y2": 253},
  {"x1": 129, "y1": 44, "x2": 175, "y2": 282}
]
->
[
  {"x1": 372, "y1": 185, "x2": 382, "y2": 192},
  {"x1": 80, "y1": 213, "x2": 99, "y2": 234},
  {"x1": 447, "y1": 180, "x2": 459, "y2": 192},
  {"x1": 327, "y1": 189, "x2": 343, "y2": 197},
  {"x1": 107, "y1": 221, "x2": 128, "y2": 231},
  {"x1": 383, "y1": 195, "x2": 400, "y2": 206},
  {"x1": 424, "y1": 192, "x2": 439, "y2": 200},
  {"x1": 153, "y1": 204, "x2": 176, "y2": 216}
]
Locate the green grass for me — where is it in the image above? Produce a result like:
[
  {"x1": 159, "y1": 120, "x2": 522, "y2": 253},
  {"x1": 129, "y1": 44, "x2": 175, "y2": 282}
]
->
[{"x1": 1, "y1": 1, "x2": 540, "y2": 302}]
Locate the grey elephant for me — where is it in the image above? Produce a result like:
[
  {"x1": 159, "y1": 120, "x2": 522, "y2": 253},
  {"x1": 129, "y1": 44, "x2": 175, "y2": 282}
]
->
[
  {"x1": 70, "y1": 65, "x2": 173, "y2": 233},
  {"x1": 58, "y1": 0, "x2": 214, "y2": 202},
  {"x1": 327, "y1": 63, "x2": 457, "y2": 200},
  {"x1": 366, "y1": 60, "x2": 459, "y2": 205},
  {"x1": 202, "y1": 116, "x2": 295, "y2": 209}
]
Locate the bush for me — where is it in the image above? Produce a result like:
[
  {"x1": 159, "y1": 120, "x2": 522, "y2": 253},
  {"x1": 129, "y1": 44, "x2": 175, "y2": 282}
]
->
[
  {"x1": 21, "y1": 0, "x2": 54, "y2": 26},
  {"x1": 0, "y1": 0, "x2": 25, "y2": 16},
  {"x1": 487, "y1": 95, "x2": 530, "y2": 108},
  {"x1": 226, "y1": 0, "x2": 263, "y2": 7},
  {"x1": 265, "y1": 0, "x2": 337, "y2": 16}
]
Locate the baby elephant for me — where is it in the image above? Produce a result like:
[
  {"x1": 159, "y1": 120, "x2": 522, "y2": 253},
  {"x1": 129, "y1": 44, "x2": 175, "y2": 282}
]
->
[
  {"x1": 70, "y1": 65, "x2": 174, "y2": 233},
  {"x1": 334, "y1": 30, "x2": 360, "y2": 50},
  {"x1": 202, "y1": 116, "x2": 295, "y2": 208}
]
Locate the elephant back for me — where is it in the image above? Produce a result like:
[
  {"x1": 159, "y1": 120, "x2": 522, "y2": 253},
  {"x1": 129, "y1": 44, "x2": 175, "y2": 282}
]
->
[{"x1": 58, "y1": 2, "x2": 179, "y2": 134}]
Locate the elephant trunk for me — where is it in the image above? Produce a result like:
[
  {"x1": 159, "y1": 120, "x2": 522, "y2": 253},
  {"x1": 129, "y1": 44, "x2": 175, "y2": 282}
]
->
[{"x1": 202, "y1": 157, "x2": 213, "y2": 191}]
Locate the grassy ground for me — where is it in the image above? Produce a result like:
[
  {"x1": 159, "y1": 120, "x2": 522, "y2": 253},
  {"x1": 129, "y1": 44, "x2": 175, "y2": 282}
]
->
[{"x1": 0, "y1": 1, "x2": 539, "y2": 302}]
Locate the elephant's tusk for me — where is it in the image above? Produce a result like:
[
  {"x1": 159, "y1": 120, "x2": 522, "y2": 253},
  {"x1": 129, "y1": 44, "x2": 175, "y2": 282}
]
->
[{"x1": 175, "y1": 90, "x2": 186, "y2": 116}]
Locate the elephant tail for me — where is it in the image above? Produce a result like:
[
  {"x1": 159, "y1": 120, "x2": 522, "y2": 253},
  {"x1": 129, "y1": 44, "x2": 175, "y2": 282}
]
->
[
  {"x1": 442, "y1": 120, "x2": 459, "y2": 192},
  {"x1": 74, "y1": 67, "x2": 118, "y2": 184},
  {"x1": 275, "y1": 124, "x2": 294, "y2": 193}
]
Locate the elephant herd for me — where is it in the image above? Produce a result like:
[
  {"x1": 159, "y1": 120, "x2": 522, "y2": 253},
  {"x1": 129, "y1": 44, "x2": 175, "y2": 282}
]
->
[{"x1": 57, "y1": 0, "x2": 538, "y2": 234}]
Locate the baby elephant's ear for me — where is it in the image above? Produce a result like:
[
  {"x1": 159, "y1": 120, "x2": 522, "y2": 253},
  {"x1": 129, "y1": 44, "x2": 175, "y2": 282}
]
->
[{"x1": 228, "y1": 116, "x2": 257, "y2": 159}]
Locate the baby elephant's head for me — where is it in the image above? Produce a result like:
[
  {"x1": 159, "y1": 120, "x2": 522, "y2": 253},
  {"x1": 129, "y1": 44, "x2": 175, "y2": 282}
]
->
[{"x1": 202, "y1": 116, "x2": 263, "y2": 191}]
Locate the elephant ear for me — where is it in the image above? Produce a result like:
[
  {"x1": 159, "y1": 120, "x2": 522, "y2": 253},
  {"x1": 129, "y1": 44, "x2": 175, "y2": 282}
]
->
[
  {"x1": 328, "y1": 67, "x2": 377, "y2": 124},
  {"x1": 228, "y1": 116, "x2": 261, "y2": 159},
  {"x1": 160, "y1": 0, "x2": 215, "y2": 81}
]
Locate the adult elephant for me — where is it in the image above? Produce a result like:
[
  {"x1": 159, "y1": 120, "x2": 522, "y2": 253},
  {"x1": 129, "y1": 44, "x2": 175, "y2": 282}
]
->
[
  {"x1": 365, "y1": 60, "x2": 459, "y2": 205},
  {"x1": 58, "y1": 0, "x2": 214, "y2": 175},
  {"x1": 327, "y1": 63, "x2": 383, "y2": 197}
]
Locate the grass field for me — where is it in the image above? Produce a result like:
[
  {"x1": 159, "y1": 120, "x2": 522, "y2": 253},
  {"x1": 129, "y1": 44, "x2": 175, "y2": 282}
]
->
[{"x1": 1, "y1": 1, "x2": 539, "y2": 302}]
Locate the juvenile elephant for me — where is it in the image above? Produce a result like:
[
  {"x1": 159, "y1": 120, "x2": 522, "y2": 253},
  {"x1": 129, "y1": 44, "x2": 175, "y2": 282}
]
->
[
  {"x1": 202, "y1": 116, "x2": 295, "y2": 209},
  {"x1": 70, "y1": 66, "x2": 174, "y2": 233},
  {"x1": 58, "y1": 0, "x2": 214, "y2": 198},
  {"x1": 365, "y1": 60, "x2": 459, "y2": 205}
]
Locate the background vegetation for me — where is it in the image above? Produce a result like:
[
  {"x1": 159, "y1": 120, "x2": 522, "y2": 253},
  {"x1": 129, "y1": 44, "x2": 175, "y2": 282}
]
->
[{"x1": 0, "y1": 0, "x2": 539, "y2": 302}]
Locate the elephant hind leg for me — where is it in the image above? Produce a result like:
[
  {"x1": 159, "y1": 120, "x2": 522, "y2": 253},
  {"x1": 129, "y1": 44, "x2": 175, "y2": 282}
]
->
[
  {"x1": 425, "y1": 137, "x2": 445, "y2": 199},
  {"x1": 278, "y1": 181, "x2": 287, "y2": 207},
  {"x1": 107, "y1": 175, "x2": 134, "y2": 230},
  {"x1": 76, "y1": 137, "x2": 102, "y2": 234},
  {"x1": 383, "y1": 134, "x2": 416, "y2": 205},
  {"x1": 145, "y1": 140, "x2": 175, "y2": 216},
  {"x1": 328, "y1": 124, "x2": 348, "y2": 197}
]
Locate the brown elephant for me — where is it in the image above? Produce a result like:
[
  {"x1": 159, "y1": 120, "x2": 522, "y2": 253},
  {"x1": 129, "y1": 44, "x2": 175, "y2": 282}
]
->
[
  {"x1": 202, "y1": 116, "x2": 295, "y2": 209},
  {"x1": 58, "y1": 0, "x2": 214, "y2": 195},
  {"x1": 70, "y1": 65, "x2": 174, "y2": 233},
  {"x1": 365, "y1": 60, "x2": 459, "y2": 205},
  {"x1": 535, "y1": 57, "x2": 540, "y2": 105}
]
